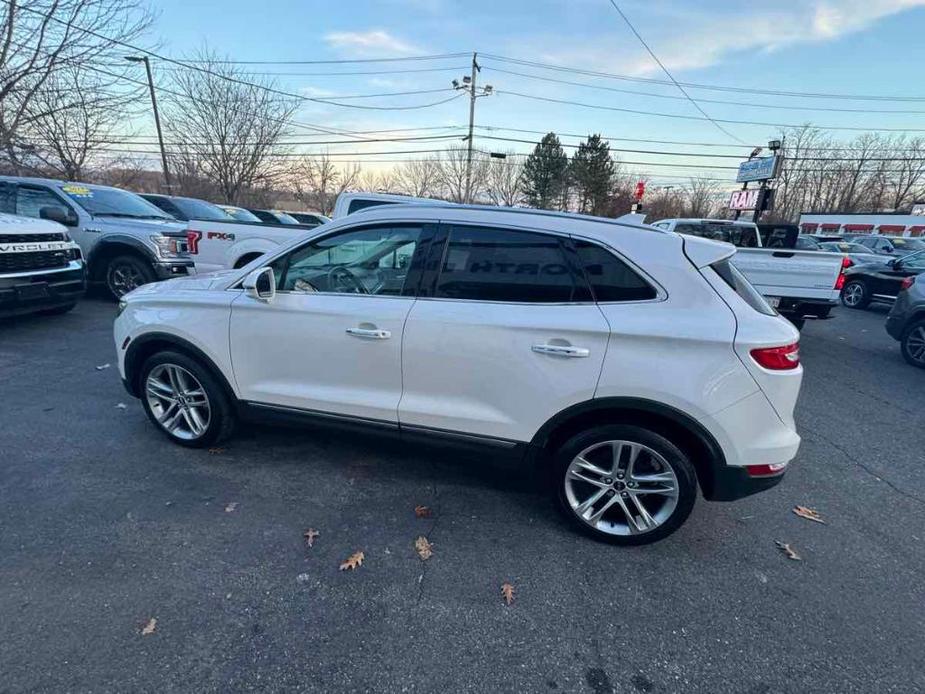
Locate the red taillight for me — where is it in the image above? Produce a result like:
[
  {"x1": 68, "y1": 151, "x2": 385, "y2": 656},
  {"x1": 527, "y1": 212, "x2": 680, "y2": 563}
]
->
[
  {"x1": 901, "y1": 276, "x2": 915, "y2": 291},
  {"x1": 750, "y1": 343, "x2": 800, "y2": 370},
  {"x1": 746, "y1": 462, "x2": 788, "y2": 477},
  {"x1": 834, "y1": 256, "x2": 852, "y2": 290}
]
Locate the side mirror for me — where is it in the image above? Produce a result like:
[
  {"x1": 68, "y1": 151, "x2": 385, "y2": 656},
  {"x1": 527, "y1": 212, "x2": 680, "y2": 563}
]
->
[
  {"x1": 243, "y1": 266, "x2": 276, "y2": 302},
  {"x1": 40, "y1": 205, "x2": 77, "y2": 226}
]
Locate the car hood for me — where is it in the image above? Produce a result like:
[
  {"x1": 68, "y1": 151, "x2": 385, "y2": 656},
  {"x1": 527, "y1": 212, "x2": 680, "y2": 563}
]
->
[
  {"x1": 125, "y1": 269, "x2": 239, "y2": 299},
  {"x1": 92, "y1": 216, "x2": 187, "y2": 235}
]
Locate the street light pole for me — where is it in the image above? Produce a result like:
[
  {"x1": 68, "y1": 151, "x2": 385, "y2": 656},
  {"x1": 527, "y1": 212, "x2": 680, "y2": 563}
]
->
[
  {"x1": 453, "y1": 53, "x2": 492, "y2": 204},
  {"x1": 126, "y1": 55, "x2": 171, "y2": 193}
]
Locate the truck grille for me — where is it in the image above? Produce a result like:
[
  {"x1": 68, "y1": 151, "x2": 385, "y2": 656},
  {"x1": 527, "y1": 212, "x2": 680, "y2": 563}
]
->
[
  {"x1": 0, "y1": 250, "x2": 70, "y2": 273},
  {"x1": 0, "y1": 232, "x2": 66, "y2": 243}
]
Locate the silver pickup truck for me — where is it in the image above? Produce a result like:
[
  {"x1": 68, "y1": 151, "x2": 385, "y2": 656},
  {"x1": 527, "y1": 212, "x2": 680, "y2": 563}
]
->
[
  {"x1": 651, "y1": 218, "x2": 845, "y2": 328},
  {"x1": 0, "y1": 177, "x2": 194, "y2": 298}
]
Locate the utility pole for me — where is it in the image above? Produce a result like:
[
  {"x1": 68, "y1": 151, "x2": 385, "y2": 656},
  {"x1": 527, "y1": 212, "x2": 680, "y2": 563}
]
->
[
  {"x1": 126, "y1": 55, "x2": 172, "y2": 193},
  {"x1": 453, "y1": 54, "x2": 492, "y2": 204}
]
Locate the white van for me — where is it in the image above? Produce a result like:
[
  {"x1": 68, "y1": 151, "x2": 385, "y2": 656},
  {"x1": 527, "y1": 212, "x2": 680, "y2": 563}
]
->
[{"x1": 332, "y1": 192, "x2": 445, "y2": 219}]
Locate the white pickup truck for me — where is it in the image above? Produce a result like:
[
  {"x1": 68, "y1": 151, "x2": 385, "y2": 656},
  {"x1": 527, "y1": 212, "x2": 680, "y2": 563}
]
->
[{"x1": 651, "y1": 218, "x2": 846, "y2": 328}]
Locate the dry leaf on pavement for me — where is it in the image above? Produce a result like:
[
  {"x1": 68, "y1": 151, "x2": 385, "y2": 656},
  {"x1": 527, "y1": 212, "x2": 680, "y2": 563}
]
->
[
  {"x1": 775, "y1": 540, "x2": 801, "y2": 561},
  {"x1": 414, "y1": 505, "x2": 432, "y2": 518},
  {"x1": 303, "y1": 528, "x2": 320, "y2": 548},
  {"x1": 208, "y1": 447, "x2": 225, "y2": 455},
  {"x1": 339, "y1": 551, "x2": 365, "y2": 571},
  {"x1": 141, "y1": 617, "x2": 157, "y2": 635},
  {"x1": 95, "y1": 363, "x2": 110, "y2": 371},
  {"x1": 114, "y1": 403, "x2": 127, "y2": 410},
  {"x1": 414, "y1": 536, "x2": 433, "y2": 560},
  {"x1": 793, "y1": 506, "x2": 826, "y2": 524},
  {"x1": 224, "y1": 502, "x2": 238, "y2": 513},
  {"x1": 501, "y1": 582, "x2": 515, "y2": 605}
]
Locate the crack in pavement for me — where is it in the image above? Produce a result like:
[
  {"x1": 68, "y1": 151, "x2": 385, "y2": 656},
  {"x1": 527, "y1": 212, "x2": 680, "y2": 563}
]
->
[
  {"x1": 415, "y1": 476, "x2": 441, "y2": 606},
  {"x1": 802, "y1": 426, "x2": 925, "y2": 508}
]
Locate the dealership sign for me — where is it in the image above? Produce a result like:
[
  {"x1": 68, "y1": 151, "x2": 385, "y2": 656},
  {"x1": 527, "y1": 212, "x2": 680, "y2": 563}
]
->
[
  {"x1": 736, "y1": 155, "x2": 780, "y2": 183},
  {"x1": 728, "y1": 189, "x2": 760, "y2": 211}
]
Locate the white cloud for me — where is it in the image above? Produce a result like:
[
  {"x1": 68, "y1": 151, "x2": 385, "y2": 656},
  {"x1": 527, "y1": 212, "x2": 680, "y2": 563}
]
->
[
  {"x1": 324, "y1": 30, "x2": 423, "y2": 57},
  {"x1": 533, "y1": 0, "x2": 925, "y2": 76}
]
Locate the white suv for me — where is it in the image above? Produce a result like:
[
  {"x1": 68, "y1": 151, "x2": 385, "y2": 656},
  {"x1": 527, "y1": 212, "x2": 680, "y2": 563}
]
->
[{"x1": 114, "y1": 205, "x2": 802, "y2": 545}]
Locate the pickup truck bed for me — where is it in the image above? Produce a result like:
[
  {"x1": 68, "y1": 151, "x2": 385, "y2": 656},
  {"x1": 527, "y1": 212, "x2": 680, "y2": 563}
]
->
[{"x1": 733, "y1": 248, "x2": 843, "y2": 318}]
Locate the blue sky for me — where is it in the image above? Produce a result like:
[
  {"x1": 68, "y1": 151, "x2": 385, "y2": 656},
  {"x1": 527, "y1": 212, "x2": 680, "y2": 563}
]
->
[{"x1": 146, "y1": 0, "x2": 925, "y2": 187}]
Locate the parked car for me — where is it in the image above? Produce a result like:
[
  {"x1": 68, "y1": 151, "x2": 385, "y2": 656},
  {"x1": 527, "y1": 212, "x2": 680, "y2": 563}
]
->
[
  {"x1": 817, "y1": 241, "x2": 884, "y2": 265},
  {"x1": 0, "y1": 176, "x2": 193, "y2": 298},
  {"x1": 115, "y1": 204, "x2": 802, "y2": 545},
  {"x1": 886, "y1": 273, "x2": 925, "y2": 368},
  {"x1": 650, "y1": 218, "x2": 845, "y2": 329},
  {"x1": 841, "y1": 250, "x2": 925, "y2": 309},
  {"x1": 140, "y1": 194, "x2": 234, "y2": 223},
  {"x1": 285, "y1": 211, "x2": 330, "y2": 227},
  {"x1": 0, "y1": 212, "x2": 85, "y2": 317},
  {"x1": 844, "y1": 235, "x2": 925, "y2": 257},
  {"x1": 331, "y1": 192, "x2": 443, "y2": 219},
  {"x1": 247, "y1": 209, "x2": 301, "y2": 225},
  {"x1": 217, "y1": 205, "x2": 263, "y2": 223}
]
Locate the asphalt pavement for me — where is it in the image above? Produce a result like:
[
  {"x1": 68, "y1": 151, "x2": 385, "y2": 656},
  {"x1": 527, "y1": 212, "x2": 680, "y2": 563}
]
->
[{"x1": 1, "y1": 298, "x2": 923, "y2": 693}]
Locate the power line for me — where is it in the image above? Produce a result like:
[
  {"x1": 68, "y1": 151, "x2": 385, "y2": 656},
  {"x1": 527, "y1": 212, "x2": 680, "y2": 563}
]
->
[
  {"x1": 481, "y1": 53, "x2": 925, "y2": 103},
  {"x1": 602, "y1": 0, "x2": 747, "y2": 144},
  {"x1": 481, "y1": 65, "x2": 925, "y2": 115},
  {"x1": 498, "y1": 90, "x2": 925, "y2": 133},
  {"x1": 181, "y1": 53, "x2": 471, "y2": 65}
]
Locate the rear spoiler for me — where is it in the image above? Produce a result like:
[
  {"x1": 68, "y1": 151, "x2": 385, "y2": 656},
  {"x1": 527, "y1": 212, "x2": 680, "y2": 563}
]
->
[{"x1": 682, "y1": 235, "x2": 736, "y2": 269}]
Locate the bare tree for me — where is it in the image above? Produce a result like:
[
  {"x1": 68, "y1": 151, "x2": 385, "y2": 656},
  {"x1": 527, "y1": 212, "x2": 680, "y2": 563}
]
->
[
  {"x1": 289, "y1": 151, "x2": 360, "y2": 215},
  {"x1": 395, "y1": 157, "x2": 440, "y2": 198},
  {"x1": 485, "y1": 153, "x2": 523, "y2": 206},
  {"x1": 437, "y1": 147, "x2": 487, "y2": 203},
  {"x1": 164, "y1": 49, "x2": 298, "y2": 203},
  {"x1": 0, "y1": 0, "x2": 153, "y2": 168},
  {"x1": 682, "y1": 178, "x2": 721, "y2": 218},
  {"x1": 358, "y1": 168, "x2": 399, "y2": 194}
]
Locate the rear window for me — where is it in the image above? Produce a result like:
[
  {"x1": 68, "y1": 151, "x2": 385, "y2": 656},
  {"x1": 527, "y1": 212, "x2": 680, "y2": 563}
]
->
[
  {"x1": 711, "y1": 258, "x2": 776, "y2": 316},
  {"x1": 675, "y1": 222, "x2": 760, "y2": 248},
  {"x1": 348, "y1": 199, "x2": 399, "y2": 215}
]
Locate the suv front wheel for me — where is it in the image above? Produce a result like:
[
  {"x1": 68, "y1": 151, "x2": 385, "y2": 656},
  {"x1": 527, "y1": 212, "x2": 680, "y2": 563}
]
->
[
  {"x1": 901, "y1": 320, "x2": 925, "y2": 368},
  {"x1": 553, "y1": 425, "x2": 697, "y2": 545},
  {"x1": 140, "y1": 351, "x2": 236, "y2": 447}
]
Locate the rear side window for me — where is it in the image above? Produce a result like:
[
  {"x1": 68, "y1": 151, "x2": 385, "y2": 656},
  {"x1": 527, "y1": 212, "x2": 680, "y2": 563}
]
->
[
  {"x1": 711, "y1": 259, "x2": 776, "y2": 316},
  {"x1": 574, "y1": 240, "x2": 656, "y2": 302},
  {"x1": 348, "y1": 199, "x2": 399, "y2": 215},
  {"x1": 435, "y1": 226, "x2": 577, "y2": 303}
]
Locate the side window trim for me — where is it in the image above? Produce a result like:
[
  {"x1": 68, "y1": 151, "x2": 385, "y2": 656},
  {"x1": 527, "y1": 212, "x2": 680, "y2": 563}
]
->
[{"x1": 569, "y1": 235, "x2": 665, "y2": 303}]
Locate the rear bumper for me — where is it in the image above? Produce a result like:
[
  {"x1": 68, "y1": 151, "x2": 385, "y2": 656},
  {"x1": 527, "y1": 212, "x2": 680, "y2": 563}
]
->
[
  {"x1": 710, "y1": 465, "x2": 786, "y2": 501},
  {"x1": 777, "y1": 297, "x2": 837, "y2": 319},
  {"x1": 0, "y1": 262, "x2": 86, "y2": 317}
]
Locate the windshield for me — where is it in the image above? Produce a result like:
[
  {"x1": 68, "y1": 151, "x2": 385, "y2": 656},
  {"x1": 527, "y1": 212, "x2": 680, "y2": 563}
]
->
[
  {"x1": 174, "y1": 198, "x2": 234, "y2": 222},
  {"x1": 58, "y1": 184, "x2": 172, "y2": 219},
  {"x1": 901, "y1": 250, "x2": 925, "y2": 270},
  {"x1": 821, "y1": 242, "x2": 868, "y2": 253},
  {"x1": 892, "y1": 237, "x2": 925, "y2": 251},
  {"x1": 221, "y1": 206, "x2": 262, "y2": 223},
  {"x1": 674, "y1": 222, "x2": 760, "y2": 248},
  {"x1": 272, "y1": 211, "x2": 301, "y2": 225}
]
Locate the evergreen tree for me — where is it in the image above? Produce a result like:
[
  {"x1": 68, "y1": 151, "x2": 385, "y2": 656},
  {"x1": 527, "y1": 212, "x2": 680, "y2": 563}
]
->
[
  {"x1": 570, "y1": 134, "x2": 616, "y2": 216},
  {"x1": 521, "y1": 132, "x2": 569, "y2": 210}
]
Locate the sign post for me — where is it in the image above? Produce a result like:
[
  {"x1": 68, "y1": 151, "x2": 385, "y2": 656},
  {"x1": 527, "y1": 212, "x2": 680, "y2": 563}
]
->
[{"x1": 731, "y1": 151, "x2": 781, "y2": 222}]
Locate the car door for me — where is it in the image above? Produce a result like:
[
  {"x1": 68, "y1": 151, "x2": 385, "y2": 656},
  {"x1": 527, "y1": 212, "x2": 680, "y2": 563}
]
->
[
  {"x1": 229, "y1": 222, "x2": 432, "y2": 423},
  {"x1": 398, "y1": 224, "x2": 610, "y2": 444}
]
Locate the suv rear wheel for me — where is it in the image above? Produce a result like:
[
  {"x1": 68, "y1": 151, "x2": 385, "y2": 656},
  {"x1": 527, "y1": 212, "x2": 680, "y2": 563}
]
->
[
  {"x1": 106, "y1": 255, "x2": 155, "y2": 299},
  {"x1": 140, "y1": 350, "x2": 236, "y2": 447},
  {"x1": 841, "y1": 280, "x2": 871, "y2": 309},
  {"x1": 553, "y1": 424, "x2": 697, "y2": 545},
  {"x1": 901, "y1": 320, "x2": 925, "y2": 369}
]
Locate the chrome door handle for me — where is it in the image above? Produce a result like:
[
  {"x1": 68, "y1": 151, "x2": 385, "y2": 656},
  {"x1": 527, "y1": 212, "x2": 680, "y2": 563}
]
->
[
  {"x1": 346, "y1": 327, "x2": 391, "y2": 339},
  {"x1": 532, "y1": 343, "x2": 590, "y2": 358}
]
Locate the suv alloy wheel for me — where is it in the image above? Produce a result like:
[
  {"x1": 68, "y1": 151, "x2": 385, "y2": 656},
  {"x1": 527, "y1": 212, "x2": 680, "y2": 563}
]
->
[
  {"x1": 901, "y1": 320, "x2": 925, "y2": 368},
  {"x1": 140, "y1": 351, "x2": 236, "y2": 447},
  {"x1": 840, "y1": 280, "x2": 870, "y2": 309},
  {"x1": 554, "y1": 425, "x2": 697, "y2": 545}
]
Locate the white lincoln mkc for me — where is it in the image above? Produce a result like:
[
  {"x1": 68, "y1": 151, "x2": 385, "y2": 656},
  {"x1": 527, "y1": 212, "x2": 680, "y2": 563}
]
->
[{"x1": 114, "y1": 204, "x2": 802, "y2": 544}]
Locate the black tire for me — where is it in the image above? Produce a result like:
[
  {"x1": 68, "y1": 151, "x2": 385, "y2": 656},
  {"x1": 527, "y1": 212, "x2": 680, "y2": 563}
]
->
[
  {"x1": 900, "y1": 319, "x2": 925, "y2": 369},
  {"x1": 234, "y1": 253, "x2": 264, "y2": 269},
  {"x1": 106, "y1": 254, "x2": 156, "y2": 299},
  {"x1": 552, "y1": 424, "x2": 697, "y2": 546},
  {"x1": 786, "y1": 316, "x2": 806, "y2": 331},
  {"x1": 139, "y1": 350, "x2": 236, "y2": 448},
  {"x1": 37, "y1": 302, "x2": 77, "y2": 316},
  {"x1": 840, "y1": 280, "x2": 871, "y2": 310}
]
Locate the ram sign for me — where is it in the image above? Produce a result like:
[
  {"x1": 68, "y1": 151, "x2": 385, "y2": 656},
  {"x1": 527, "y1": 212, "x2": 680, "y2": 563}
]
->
[
  {"x1": 736, "y1": 155, "x2": 780, "y2": 183},
  {"x1": 728, "y1": 189, "x2": 760, "y2": 211}
]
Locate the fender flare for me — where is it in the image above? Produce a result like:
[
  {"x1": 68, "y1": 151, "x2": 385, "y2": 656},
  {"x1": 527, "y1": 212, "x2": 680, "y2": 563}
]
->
[{"x1": 87, "y1": 234, "x2": 158, "y2": 272}]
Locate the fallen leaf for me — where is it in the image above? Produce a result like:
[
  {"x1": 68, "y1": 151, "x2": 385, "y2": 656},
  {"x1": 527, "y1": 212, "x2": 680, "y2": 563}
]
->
[
  {"x1": 775, "y1": 540, "x2": 801, "y2": 561},
  {"x1": 339, "y1": 551, "x2": 364, "y2": 571},
  {"x1": 501, "y1": 582, "x2": 515, "y2": 605},
  {"x1": 303, "y1": 528, "x2": 320, "y2": 548},
  {"x1": 414, "y1": 505, "x2": 432, "y2": 518},
  {"x1": 793, "y1": 505, "x2": 826, "y2": 524},
  {"x1": 224, "y1": 502, "x2": 238, "y2": 513},
  {"x1": 141, "y1": 617, "x2": 157, "y2": 635},
  {"x1": 208, "y1": 447, "x2": 225, "y2": 455},
  {"x1": 115, "y1": 403, "x2": 127, "y2": 410},
  {"x1": 414, "y1": 535, "x2": 433, "y2": 561},
  {"x1": 96, "y1": 363, "x2": 111, "y2": 371}
]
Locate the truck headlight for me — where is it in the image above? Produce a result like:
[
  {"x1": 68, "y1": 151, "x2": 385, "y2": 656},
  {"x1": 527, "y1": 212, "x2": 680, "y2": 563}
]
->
[{"x1": 150, "y1": 234, "x2": 188, "y2": 258}]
